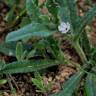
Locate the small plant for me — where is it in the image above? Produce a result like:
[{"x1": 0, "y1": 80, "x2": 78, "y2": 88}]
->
[
  {"x1": 0, "y1": 0, "x2": 96, "y2": 95},
  {"x1": 32, "y1": 72, "x2": 52, "y2": 94}
]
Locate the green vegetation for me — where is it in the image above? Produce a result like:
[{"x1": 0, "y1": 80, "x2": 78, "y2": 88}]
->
[{"x1": 0, "y1": 0, "x2": 96, "y2": 95}]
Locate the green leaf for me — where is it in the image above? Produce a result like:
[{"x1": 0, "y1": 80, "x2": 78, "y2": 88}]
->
[
  {"x1": 27, "y1": 49, "x2": 36, "y2": 59},
  {"x1": 91, "y1": 47, "x2": 96, "y2": 62},
  {"x1": 0, "y1": 42, "x2": 16, "y2": 56},
  {"x1": 46, "y1": 37, "x2": 60, "y2": 57},
  {"x1": 5, "y1": 8, "x2": 15, "y2": 23},
  {"x1": 46, "y1": 0, "x2": 59, "y2": 17},
  {"x1": 85, "y1": 74, "x2": 96, "y2": 96},
  {"x1": 19, "y1": 17, "x2": 31, "y2": 27},
  {"x1": 0, "y1": 60, "x2": 59, "y2": 74},
  {"x1": 76, "y1": 5, "x2": 96, "y2": 39},
  {"x1": 16, "y1": 42, "x2": 23, "y2": 61},
  {"x1": 34, "y1": 0, "x2": 38, "y2": 6},
  {"x1": 80, "y1": 31, "x2": 91, "y2": 59},
  {"x1": 0, "y1": 60, "x2": 5, "y2": 70},
  {"x1": 32, "y1": 72, "x2": 52, "y2": 92},
  {"x1": 46, "y1": 37, "x2": 65, "y2": 62},
  {"x1": 0, "y1": 42, "x2": 32, "y2": 56},
  {"x1": 26, "y1": 0, "x2": 40, "y2": 20},
  {"x1": 51, "y1": 72, "x2": 84, "y2": 96},
  {"x1": 0, "y1": 79, "x2": 7, "y2": 85},
  {"x1": 32, "y1": 78, "x2": 45, "y2": 92},
  {"x1": 5, "y1": 0, "x2": 20, "y2": 7},
  {"x1": 32, "y1": 73, "x2": 46, "y2": 92},
  {"x1": 67, "y1": 0, "x2": 79, "y2": 32},
  {"x1": 58, "y1": 3, "x2": 70, "y2": 22},
  {"x1": 55, "y1": 0, "x2": 67, "y2": 7},
  {"x1": 6, "y1": 23, "x2": 55, "y2": 42}
]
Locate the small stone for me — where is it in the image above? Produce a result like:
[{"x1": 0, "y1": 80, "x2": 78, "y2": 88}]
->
[
  {"x1": 52, "y1": 83, "x2": 61, "y2": 93},
  {"x1": 55, "y1": 76, "x2": 60, "y2": 80},
  {"x1": 48, "y1": 77, "x2": 52, "y2": 82}
]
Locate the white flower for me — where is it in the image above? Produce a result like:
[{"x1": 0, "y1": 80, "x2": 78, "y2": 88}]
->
[{"x1": 58, "y1": 22, "x2": 70, "y2": 34}]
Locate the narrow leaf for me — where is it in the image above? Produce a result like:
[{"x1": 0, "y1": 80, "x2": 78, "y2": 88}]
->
[
  {"x1": 16, "y1": 42, "x2": 23, "y2": 61},
  {"x1": 0, "y1": 60, "x2": 59, "y2": 74},
  {"x1": 67, "y1": 0, "x2": 79, "y2": 32},
  {"x1": 46, "y1": 0, "x2": 58, "y2": 17},
  {"x1": 80, "y1": 31, "x2": 91, "y2": 59},
  {"x1": 27, "y1": 49, "x2": 36, "y2": 59},
  {"x1": 55, "y1": 0, "x2": 71, "y2": 23},
  {"x1": 0, "y1": 79, "x2": 7, "y2": 85},
  {"x1": 51, "y1": 72, "x2": 84, "y2": 96},
  {"x1": 85, "y1": 74, "x2": 96, "y2": 96},
  {"x1": 0, "y1": 60, "x2": 5, "y2": 70}
]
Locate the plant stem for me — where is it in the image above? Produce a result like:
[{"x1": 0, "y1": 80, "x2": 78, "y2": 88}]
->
[
  {"x1": 9, "y1": 74, "x2": 19, "y2": 90},
  {"x1": 72, "y1": 41, "x2": 87, "y2": 64},
  {"x1": 6, "y1": 74, "x2": 14, "y2": 91}
]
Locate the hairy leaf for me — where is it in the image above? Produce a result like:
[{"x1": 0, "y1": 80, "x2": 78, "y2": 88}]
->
[
  {"x1": 51, "y1": 72, "x2": 84, "y2": 96},
  {"x1": 16, "y1": 42, "x2": 23, "y2": 61},
  {"x1": 67, "y1": 0, "x2": 79, "y2": 32},
  {"x1": 0, "y1": 60, "x2": 59, "y2": 74},
  {"x1": 85, "y1": 74, "x2": 96, "y2": 96},
  {"x1": 6, "y1": 23, "x2": 55, "y2": 42}
]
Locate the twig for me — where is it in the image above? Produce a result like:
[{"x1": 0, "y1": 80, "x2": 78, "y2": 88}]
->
[
  {"x1": 6, "y1": 74, "x2": 14, "y2": 91},
  {"x1": 9, "y1": 74, "x2": 19, "y2": 90}
]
